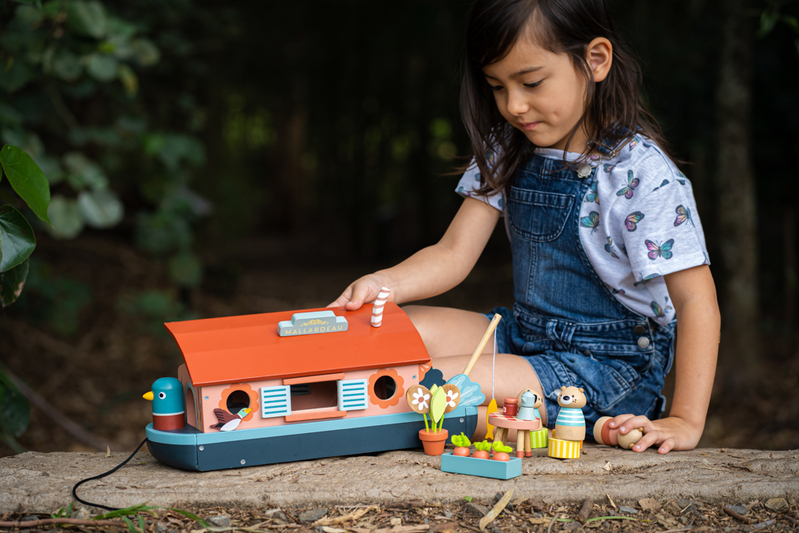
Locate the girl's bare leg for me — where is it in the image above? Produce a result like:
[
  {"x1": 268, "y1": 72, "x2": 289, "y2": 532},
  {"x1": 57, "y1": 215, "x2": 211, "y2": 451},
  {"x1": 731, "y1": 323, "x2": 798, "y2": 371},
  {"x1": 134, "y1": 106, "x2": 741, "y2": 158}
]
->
[{"x1": 404, "y1": 305, "x2": 547, "y2": 439}]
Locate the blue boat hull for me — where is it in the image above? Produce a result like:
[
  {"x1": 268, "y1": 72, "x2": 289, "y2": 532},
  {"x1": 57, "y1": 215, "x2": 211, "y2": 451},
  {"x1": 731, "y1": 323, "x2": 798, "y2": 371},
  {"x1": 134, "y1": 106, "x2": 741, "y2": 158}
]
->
[{"x1": 146, "y1": 406, "x2": 478, "y2": 471}]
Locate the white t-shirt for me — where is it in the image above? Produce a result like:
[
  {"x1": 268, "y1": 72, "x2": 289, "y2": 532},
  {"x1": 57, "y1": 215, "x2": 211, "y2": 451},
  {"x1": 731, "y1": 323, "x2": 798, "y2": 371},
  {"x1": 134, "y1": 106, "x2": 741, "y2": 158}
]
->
[{"x1": 455, "y1": 135, "x2": 709, "y2": 325}]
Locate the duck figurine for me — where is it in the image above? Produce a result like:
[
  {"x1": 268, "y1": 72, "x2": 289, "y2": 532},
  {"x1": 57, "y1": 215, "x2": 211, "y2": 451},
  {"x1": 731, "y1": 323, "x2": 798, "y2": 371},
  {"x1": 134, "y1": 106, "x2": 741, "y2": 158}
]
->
[{"x1": 143, "y1": 377, "x2": 185, "y2": 431}]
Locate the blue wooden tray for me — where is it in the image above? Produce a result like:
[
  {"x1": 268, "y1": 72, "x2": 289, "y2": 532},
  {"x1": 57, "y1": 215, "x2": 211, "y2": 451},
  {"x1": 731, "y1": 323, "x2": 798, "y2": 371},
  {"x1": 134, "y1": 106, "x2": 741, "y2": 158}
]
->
[{"x1": 440, "y1": 452, "x2": 522, "y2": 479}]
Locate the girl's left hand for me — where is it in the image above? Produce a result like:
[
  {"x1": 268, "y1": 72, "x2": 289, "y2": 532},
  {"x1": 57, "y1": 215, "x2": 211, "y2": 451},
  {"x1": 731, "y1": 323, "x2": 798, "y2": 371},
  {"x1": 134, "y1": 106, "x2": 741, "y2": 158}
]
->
[{"x1": 607, "y1": 414, "x2": 702, "y2": 454}]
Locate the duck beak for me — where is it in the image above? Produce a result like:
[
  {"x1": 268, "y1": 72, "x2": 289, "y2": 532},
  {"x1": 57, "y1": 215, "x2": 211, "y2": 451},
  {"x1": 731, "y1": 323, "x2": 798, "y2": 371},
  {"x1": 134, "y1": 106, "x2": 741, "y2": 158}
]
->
[{"x1": 143, "y1": 391, "x2": 154, "y2": 401}]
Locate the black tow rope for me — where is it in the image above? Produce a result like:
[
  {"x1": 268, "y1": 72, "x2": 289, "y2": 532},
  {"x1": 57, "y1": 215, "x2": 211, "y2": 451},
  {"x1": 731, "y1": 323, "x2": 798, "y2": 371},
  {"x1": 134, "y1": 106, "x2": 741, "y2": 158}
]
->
[{"x1": 72, "y1": 437, "x2": 150, "y2": 511}]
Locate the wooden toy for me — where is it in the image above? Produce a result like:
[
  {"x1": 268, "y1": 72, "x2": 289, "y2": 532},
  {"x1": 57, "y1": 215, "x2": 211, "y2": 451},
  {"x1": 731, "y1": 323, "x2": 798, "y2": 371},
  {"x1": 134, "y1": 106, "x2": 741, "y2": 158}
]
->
[
  {"x1": 547, "y1": 436, "x2": 582, "y2": 459},
  {"x1": 210, "y1": 407, "x2": 252, "y2": 431},
  {"x1": 143, "y1": 377, "x2": 185, "y2": 431},
  {"x1": 552, "y1": 386, "x2": 586, "y2": 441},
  {"x1": 144, "y1": 303, "x2": 479, "y2": 471},
  {"x1": 516, "y1": 389, "x2": 542, "y2": 421},
  {"x1": 439, "y1": 437, "x2": 522, "y2": 479},
  {"x1": 488, "y1": 411, "x2": 541, "y2": 458},
  {"x1": 278, "y1": 310, "x2": 348, "y2": 337},
  {"x1": 548, "y1": 386, "x2": 587, "y2": 459},
  {"x1": 448, "y1": 314, "x2": 502, "y2": 396},
  {"x1": 451, "y1": 433, "x2": 471, "y2": 456},
  {"x1": 440, "y1": 451, "x2": 522, "y2": 479},
  {"x1": 593, "y1": 416, "x2": 644, "y2": 449},
  {"x1": 501, "y1": 397, "x2": 518, "y2": 417},
  {"x1": 530, "y1": 427, "x2": 548, "y2": 449},
  {"x1": 521, "y1": 390, "x2": 547, "y2": 452},
  {"x1": 438, "y1": 313, "x2": 495, "y2": 442},
  {"x1": 485, "y1": 401, "x2": 499, "y2": 439},
  {"x1": 486, "y1": 388, "x2": 545, "y2": 458},
  {"x1": 404, "y1": 381, "x2": 461, "y2": 455},
  {"x1": 370, "y1": 287, "x2": 391, "y2": 327},
  {"x1": 491, "y1": 440, "x2": 513, "y2": 461},
  {"x1": 484, "y1": 328, "x2": 500, "y2": 441},
  {"x1": 472, "y1": 439, "x2": 492, "y2": 459}
]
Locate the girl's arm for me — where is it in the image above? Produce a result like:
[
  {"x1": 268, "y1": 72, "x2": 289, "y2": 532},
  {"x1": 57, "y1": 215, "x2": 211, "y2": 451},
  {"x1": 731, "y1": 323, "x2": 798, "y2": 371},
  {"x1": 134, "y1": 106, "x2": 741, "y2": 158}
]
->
[
  {"x1": 329, "y1": 197, "x2": 501, "y2": 310},
  {"x1": 611, "y1": 264, "x2": 720, "y2": 453}
]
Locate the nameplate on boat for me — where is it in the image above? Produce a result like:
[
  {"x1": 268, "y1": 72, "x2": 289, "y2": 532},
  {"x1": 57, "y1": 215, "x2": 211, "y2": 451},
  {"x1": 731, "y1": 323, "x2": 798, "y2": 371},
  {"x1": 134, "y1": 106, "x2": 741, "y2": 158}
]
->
[{"x1": 278, "y1": 311, "x2": 348, "y2": 337}]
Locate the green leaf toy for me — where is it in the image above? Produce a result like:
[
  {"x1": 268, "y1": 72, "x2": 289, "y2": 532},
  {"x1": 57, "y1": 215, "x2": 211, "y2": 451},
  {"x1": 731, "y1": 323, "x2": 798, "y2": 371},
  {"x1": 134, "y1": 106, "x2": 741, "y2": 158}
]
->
[{"x1": 451, "y1": 433, "x2": 471, "y2": 447}]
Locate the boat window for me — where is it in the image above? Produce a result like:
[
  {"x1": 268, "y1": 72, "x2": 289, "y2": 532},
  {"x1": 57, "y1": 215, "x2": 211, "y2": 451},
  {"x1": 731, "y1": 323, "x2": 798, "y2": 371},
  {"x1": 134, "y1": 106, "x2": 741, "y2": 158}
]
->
[
  {"x1": 226, "y1": 389, "x2": 251, "y2": 412},
  {"x1": 290, "y1": 380, "x2": 338, "y2": 411},
  {"x1": 290, "y1": 384, "x2": 311, "y2": 396},
  {"x1": 186, "y1": 387, "x2": 197, "y2": 428},
  {"x1": 373, "y1": 375, "x2": 397, "y2": 400}
]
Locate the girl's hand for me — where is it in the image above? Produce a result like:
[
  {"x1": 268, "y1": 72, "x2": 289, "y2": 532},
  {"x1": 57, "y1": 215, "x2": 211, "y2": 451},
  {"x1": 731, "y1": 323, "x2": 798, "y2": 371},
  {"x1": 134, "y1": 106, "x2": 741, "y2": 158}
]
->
[
  {"x1": 607, "y1": 414, "x2": 702, "y2": 454},
  {"x1": 328, "y1": 273, "x2": 395, "y2": 310}
]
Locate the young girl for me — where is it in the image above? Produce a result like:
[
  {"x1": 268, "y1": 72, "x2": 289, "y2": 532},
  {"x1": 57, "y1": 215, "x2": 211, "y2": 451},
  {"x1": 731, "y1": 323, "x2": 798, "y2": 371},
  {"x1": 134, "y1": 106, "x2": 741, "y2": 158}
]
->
[{"x1": 330, "y1": 0, "x2": 719, "y2": 454}]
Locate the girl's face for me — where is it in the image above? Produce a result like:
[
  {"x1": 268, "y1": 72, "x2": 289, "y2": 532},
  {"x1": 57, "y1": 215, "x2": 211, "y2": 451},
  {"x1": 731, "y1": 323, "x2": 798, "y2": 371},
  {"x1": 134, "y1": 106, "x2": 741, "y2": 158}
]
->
[{"x1": 483, "y1": 37, "x2": 589, "y2": 152}]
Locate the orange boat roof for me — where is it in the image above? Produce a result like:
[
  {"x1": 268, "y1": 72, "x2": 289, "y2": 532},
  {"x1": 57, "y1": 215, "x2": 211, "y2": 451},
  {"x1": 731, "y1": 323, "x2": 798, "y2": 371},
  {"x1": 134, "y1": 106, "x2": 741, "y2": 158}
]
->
[{"x1": 164, "y1": 303, "x2": 431, "y2": 387}]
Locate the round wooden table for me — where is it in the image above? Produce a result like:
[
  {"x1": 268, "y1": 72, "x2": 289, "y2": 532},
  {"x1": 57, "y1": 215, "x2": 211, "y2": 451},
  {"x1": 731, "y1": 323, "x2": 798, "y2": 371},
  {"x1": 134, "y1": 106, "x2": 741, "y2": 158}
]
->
[{"x1": 488, "y1": 412, "x2": 542, "y2": 458}]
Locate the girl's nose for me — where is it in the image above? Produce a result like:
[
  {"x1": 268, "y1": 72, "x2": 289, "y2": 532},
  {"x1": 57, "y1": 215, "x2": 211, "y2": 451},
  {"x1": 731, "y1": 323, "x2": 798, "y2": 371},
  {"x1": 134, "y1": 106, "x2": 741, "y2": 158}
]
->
[{"x1": 507, "y1": 90, "x2": 529, "y2": 116}]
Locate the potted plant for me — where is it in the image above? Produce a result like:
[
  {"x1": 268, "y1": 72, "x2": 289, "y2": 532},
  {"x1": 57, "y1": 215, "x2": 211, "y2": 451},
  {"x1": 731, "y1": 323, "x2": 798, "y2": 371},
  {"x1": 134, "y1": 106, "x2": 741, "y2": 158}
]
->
[
  {"x1": 491, "y1": 441, "x2": 512, "y2": 461},
  {"x1": 406, "y1": 382, "x2": 461, "y2": 455},
  {"x1": 451, "y1": 433, "x2": 471, "y2": 456}
]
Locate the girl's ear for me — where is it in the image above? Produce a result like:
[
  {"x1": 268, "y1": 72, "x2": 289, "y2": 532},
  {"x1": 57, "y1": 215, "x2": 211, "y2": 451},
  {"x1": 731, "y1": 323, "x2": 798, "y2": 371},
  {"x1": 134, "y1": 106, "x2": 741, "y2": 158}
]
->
[{"x1": 586, "y1": 37, "x2": 613, "y2": 83}]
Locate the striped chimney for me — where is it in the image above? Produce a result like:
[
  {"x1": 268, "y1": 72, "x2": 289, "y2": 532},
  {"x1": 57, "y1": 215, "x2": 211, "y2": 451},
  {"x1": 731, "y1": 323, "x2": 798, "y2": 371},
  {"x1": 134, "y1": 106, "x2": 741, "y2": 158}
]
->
[{"x1": 370, "y1": 287, "x2": 391, "y2": 327}]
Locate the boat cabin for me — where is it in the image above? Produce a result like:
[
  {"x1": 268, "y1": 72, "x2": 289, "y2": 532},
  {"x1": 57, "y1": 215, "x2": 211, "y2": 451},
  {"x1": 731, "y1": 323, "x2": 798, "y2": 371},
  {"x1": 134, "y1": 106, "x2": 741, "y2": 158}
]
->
[{"x1": 165, "y1": 302, "x2": 432, "y2": 433}]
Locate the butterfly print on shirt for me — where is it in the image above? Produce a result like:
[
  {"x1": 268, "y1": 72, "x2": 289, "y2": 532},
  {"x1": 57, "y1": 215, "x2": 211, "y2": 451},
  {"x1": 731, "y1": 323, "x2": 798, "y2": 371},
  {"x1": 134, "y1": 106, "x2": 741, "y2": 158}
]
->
[
  {"x1": 646, "y1": 239, "x2": 675, "y2": 260},
  {"x1": 674, "y1": 205, "x2": 694, "y2": 227},
  {"x1": 580, "y1": 211, "x2": 600, "y2": 233},
  {"x1": 585, "y1": 181, "x2": 598, "y2": 204},
  {"x1": 616, "y1": 170, "x2": 639, "y2": 199},
  {"x1": 625, "y1": 211, "x2": 645, "y2": 231}
]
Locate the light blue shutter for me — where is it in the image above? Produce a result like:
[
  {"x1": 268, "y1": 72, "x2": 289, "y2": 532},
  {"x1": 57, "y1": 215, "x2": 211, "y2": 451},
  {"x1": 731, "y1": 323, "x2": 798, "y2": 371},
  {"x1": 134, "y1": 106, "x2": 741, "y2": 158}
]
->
[
  {"x1": 337, "y1": 379, "x2": 368, "y2": 411},
  {"x1": 261, "y1": 386, "x2": 291, "y2": 418}
]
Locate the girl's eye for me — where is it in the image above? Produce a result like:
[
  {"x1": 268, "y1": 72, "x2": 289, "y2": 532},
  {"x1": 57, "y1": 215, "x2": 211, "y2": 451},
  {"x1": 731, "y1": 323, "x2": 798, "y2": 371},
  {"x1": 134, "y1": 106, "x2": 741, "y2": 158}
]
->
[
  {"x1": 524, "y1": 81, "x2": 542, "y2": 89},
  {"x1": 489, "y1": 85, "x2": 503, "y2": 92}
]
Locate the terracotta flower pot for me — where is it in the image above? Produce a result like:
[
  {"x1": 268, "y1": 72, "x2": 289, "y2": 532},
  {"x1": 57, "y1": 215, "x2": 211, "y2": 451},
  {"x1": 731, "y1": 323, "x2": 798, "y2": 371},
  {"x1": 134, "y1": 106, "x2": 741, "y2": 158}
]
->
[{"x1": 418, "y1": 428, "x2": 449, "y2": 456}]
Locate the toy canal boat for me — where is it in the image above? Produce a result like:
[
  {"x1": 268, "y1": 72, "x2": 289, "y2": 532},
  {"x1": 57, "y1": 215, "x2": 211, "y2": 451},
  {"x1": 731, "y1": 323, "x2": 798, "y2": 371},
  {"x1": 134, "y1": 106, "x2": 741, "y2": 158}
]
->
[{"x1": 144, "y1": 302, "x2": 479, "y2": 471}]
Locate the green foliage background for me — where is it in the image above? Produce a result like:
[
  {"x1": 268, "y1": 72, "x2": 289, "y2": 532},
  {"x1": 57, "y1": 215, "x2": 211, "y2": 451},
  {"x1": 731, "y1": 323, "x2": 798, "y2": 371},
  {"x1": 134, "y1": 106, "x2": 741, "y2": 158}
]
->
[
  {"x1": 0, "y1": 0, "x2": 797, "y2": 452},
  {"x1": 1, "y1": 0, "x2": 215, "y2": 288},
  {"x1": 5, "y1": 0, "x2": 795, "y2": 303}
]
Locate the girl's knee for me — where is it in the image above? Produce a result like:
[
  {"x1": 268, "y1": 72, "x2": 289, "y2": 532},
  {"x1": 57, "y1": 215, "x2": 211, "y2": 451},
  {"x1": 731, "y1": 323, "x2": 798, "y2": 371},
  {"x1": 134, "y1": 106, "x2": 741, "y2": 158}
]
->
[
  {"x1": 402, "y1": 305, "x2": 437, "y2": 350},
  {"x1": 402, "y1": 304, "x2": 427, "y2": 324},
  {"x1": 402, "y1": 306, "x2": 491, "y2": 358}
]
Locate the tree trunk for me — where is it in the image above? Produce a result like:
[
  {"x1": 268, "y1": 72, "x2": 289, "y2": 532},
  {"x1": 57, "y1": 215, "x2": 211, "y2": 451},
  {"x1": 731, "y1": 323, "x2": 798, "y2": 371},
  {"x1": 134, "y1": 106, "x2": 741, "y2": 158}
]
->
[{"x1": 714, "y1": 0, "x2": 759, "y2": 388}]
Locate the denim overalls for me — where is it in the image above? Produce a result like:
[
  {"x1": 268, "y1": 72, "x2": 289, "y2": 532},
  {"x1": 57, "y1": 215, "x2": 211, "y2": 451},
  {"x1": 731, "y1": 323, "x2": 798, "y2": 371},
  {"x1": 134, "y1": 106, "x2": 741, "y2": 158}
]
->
[{"x1": 489, "y1": 152, "x2": 676, "y2": 437}]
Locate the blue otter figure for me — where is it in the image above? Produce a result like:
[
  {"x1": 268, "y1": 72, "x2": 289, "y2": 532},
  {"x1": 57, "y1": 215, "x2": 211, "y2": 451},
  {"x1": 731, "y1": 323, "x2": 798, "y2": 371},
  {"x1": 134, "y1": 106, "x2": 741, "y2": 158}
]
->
[{"x1": 143, "y1": 377, "x2": 185, "y2": 431}]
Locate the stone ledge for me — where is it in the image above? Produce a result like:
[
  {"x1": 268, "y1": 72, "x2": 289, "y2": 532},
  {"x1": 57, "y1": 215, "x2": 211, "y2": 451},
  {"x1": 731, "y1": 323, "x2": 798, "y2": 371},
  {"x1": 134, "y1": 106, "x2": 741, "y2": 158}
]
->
[{"x1": 1, "y1": 446, "x2": 797, "y2": 513}]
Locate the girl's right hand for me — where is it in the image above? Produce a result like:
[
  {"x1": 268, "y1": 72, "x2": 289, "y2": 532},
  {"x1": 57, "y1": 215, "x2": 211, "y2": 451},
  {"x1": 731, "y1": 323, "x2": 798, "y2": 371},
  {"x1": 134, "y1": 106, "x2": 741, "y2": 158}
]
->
[
  {"x1": 607, "y1": 413, "x2": 703, "y2": 454},
  {"x1": 328, "y1": 273, "x2": 395, "y2": 310}
]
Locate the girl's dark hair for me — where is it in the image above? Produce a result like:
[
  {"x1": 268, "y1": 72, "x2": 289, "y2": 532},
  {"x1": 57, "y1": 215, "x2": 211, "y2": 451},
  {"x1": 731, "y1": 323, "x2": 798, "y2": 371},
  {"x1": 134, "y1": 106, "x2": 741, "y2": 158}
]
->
[{"x1": 461, "y1": 0, "x2": 670, "y2": 196}]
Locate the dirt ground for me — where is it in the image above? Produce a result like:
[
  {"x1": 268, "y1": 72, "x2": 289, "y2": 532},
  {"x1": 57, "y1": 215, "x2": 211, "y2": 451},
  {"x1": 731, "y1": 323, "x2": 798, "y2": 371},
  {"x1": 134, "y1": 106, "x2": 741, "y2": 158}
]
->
[
  {"x1": 1, "y1": 495, "x2": 798, "y2": 532},
  {"x1": 1, "y1": 232, "x2": 798, "y2": 458}
]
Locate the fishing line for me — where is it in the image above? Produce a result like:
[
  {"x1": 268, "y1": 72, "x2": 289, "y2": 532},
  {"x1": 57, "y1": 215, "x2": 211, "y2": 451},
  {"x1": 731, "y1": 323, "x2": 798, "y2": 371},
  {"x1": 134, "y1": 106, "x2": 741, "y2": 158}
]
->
[{"x1": 492, "y1": 331, "x2": 496, "y2": 400}]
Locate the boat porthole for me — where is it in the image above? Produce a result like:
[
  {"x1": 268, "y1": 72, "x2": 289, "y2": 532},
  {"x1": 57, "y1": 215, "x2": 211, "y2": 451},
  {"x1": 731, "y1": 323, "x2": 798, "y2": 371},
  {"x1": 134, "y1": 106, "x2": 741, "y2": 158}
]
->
[
  {"x1": 199, "y1": 446, "x2": 204, "y2": 451},
  {"x1": 460, "y1": 418, "x2": 464, "y2": 423},
  {"x1": 240, "y1": 459, "x2": 246, "y2": 465}
]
